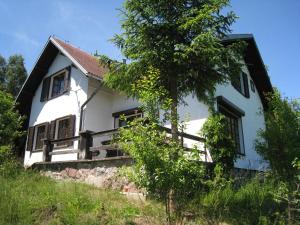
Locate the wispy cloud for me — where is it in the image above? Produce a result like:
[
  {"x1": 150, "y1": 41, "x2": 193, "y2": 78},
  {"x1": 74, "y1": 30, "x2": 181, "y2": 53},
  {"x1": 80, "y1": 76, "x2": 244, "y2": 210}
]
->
[{"x1": 12, "y1": 32, "x2": 40, "y2": 47}]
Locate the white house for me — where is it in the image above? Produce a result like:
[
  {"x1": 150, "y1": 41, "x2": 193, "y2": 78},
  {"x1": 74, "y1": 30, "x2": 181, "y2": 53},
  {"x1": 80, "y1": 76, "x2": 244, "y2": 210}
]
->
[{"x1": 16, "y1": 34, "x2": 273, "y2": 169}]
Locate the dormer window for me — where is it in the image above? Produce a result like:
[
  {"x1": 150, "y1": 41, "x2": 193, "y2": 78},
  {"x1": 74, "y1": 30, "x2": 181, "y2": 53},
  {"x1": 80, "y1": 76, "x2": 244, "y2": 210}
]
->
[
  {"x1": 40, "y1": 66, "x2": 71, "y2": 102},
  {"x1": 231, "y1": 72, "x2": 250, "y2": 98}
]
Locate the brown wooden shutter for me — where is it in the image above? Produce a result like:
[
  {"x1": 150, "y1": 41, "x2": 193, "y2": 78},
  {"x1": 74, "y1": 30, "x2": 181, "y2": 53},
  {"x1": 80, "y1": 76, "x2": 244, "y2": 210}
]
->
[
  {"x1": 242, "y1": 72, "x2": 250, "y2": 98},
  {"x1": 40, "y1": 77, "x2": 51, "y2": 102},
  {"x1": 49, "y1": 120, "x2": 56, "y2": 140},
  {"x1": 26, "y1": 126, "x2": 35, "y2": 151},
  {"x1": 63, "y1": 66, "x2": 71, "y2": 93},
  {"x1": 66, "y1": 115, "x2": 76, "y2": 146}
]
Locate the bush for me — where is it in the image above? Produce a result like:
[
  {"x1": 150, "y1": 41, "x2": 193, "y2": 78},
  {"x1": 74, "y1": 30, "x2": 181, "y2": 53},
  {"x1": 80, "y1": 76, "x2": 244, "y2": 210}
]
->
[
  {"x1": 194, "y1": 177, "x2": 285, "y2": 225},
  {"x1": 256, "y1": 90, "x2": 300, "y2": 180}
]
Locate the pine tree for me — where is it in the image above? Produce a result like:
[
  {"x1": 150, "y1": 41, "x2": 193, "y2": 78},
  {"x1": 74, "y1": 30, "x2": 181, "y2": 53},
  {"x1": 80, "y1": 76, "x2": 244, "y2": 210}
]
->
[
  {"x1": 5, "y1": 55, "x2": 27, "y2": 97},
  {"x1": 0, "y1": 55, "x2": 6, "y2": 91}
]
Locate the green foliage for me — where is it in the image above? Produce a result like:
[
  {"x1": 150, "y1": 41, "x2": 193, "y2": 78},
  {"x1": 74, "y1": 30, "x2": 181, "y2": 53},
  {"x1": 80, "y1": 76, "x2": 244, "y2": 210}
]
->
[
  {"x1": 5, "y1": 55, "x2": 27, "y2": 97},
  {"x1": 0, "y1": 146, "x2": 21, "y2": 178},
  {"x1": 0, "y1": 54, "x2": 27, "y2": 97},
  {"x1": 104, "y1": 0, "x2": 244, "y2": 103},
  {"x1": 256, "y1": 89, "x2": 300, "y2": 180},
  {"x1": 0, "y1": 90, "x2": 24, "y2": 147},
  {"x1": 0, "y1": 164, "x2": 165, "y2": 225},
  {"x1": 117, "y1": 119, "x2": 207, "y2": 220},
  {"x1": 131, "y1": 66, "x2": 172, "y2": 122},
  {"x1": 193, "y1": 177, "x2": 285, "y2": 225},
  {"x1": 201, "y1": 113, "x2": 238, "y2": 176},
  {"x1": 0, "y1": 54, "x2": 6, "y2": 90}
]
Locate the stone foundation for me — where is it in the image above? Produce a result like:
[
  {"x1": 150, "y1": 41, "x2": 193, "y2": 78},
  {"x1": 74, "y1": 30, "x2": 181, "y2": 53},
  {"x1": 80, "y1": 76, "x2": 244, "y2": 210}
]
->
[{"x1": 32, "y1": 157, "x2": 141, "y2": 194}]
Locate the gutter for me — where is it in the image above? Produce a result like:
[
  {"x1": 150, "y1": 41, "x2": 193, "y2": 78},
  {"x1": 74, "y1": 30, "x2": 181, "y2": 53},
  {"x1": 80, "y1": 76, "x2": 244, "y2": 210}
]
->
[{"x1": 79, "y1": 80, "x2": 103, "y2": 131}]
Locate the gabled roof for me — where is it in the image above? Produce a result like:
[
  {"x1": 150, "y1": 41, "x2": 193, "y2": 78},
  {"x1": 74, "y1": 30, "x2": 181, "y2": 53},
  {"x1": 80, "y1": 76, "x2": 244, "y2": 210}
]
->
[
  {"x1": 16, "y1": 36, "x2": 106, "y2": 126},
  {"x1": 51, "y1": 37, "x2": 106, "y2": 79},
  {"x1": 223, "y1": 34, "x2": 273, "y2": 108}
]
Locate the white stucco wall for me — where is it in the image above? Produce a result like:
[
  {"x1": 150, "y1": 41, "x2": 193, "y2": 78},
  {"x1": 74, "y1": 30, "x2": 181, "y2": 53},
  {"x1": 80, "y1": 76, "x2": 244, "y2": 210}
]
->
[
  {"x1": 214, "y1": 65, "x2": 266, "y2": 170},
  {"x1": 24, "y1": 53, "x2": 88, "y2": 166},
  {"x1": 24, "y1": 55, "x2": 266, "y2": 170}
]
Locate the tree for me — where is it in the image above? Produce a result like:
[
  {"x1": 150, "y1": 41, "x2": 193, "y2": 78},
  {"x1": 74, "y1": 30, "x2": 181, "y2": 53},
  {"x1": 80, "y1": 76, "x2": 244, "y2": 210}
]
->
[
  {"x1": 201, "y1": 113, "x2": 238, "y2": 177},
  {"x1": 0, "y1": 55, "x2": 6, "y2": 90},
  {"x1": 115, "y1": 67, "x2": 208, "y2": 224},
  {"x1": 0, "y1": 90, "x2": 24, "y2": 147},
  {"x1": 5, "y1": 55, "x2": 27, "y2": 97},
  {"x1": 101, "y1": 0, "x2": 245, "y2": 141},
  {"x1": 255, "y1": 89, "x2": 300, "y2": 181}
]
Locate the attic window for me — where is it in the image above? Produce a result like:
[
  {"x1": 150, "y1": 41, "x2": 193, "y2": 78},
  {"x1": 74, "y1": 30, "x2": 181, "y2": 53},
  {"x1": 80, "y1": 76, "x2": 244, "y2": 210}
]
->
[
  {"x1": 231, "y1": 72, "x2": 250, "y2": 98},
  {"x1": 40, "y1": 66, "x2": 71, "y2": 102},
  {"x1": 51, "y1": 72, "x2": 65, "y2": 97}
]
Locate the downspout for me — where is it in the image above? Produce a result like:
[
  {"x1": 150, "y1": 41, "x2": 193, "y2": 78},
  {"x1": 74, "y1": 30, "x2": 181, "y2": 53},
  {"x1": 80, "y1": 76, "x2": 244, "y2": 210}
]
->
[{"x1": 79, "y1": 79, "x2": 103, "y2": 131}]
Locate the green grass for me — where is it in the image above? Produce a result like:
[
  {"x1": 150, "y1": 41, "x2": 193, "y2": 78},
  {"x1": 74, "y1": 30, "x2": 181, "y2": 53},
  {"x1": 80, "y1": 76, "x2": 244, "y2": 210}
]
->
[{"x1": 0, "y1": 168, "x2": 165, "y2": 225}]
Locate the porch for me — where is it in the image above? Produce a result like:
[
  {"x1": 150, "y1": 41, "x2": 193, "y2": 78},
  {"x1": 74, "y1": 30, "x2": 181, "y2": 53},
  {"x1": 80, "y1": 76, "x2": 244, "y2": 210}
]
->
[{"x1": 40, "y1": 126, "x2": 208, "y2": 163}]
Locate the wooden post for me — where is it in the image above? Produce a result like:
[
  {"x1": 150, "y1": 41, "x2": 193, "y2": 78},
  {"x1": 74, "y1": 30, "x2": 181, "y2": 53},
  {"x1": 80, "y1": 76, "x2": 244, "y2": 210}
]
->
[
  {"x1": 79, "y1": 130, "x2": 92, "y2": 160},
  {"x1": 42, "y1": 139, "x2": 53, "y2": 162}
]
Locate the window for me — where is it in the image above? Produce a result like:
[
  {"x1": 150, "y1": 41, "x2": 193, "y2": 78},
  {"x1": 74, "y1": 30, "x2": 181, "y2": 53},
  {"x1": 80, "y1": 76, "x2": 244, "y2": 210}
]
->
[
  {"x1": 231, "y1": 72, "x2": 250, "y2": 98},
  {"x1": 40, "y1": 66, "x2": 71, "y2": 102},
  {"x1": 217, "y1": 96, "x2": 245, "y2": 155},
  {"x1": 34, "y1": 123, "x2": 48, "y2": 150},
  {"x1": 250, "y1": 80, "x2": 255, "y2": 93},
  {"x1": 113, "y1": 108, "x2": 143, "y2": 128},
  {"x1": 51, "y1": 73, "x2": 65, "y2": 97},
  {"x1": 26, "y1": 115, "x2": 76, "y2": 152},
  {"x1": 55, "y1": 116, "x2": 75, "y2": 147}
]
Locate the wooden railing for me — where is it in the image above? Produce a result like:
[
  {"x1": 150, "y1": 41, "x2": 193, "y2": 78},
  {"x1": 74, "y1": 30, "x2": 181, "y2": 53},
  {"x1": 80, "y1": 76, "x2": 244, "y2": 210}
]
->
[{"x1": 42, "y1": 127, "x2": 207, "y2": 162}]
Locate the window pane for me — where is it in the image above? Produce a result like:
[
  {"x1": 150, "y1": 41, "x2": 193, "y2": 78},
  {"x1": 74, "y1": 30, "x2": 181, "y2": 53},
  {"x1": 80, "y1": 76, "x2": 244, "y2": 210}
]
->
[
  {"x1": 219, "y1": 105, "x2": 242, "y2": 154},
  {"x1": 51, "y1": 73, "x2": 65, "y2": 97},
  {"x1": 35, "y1": 125, "x2": 46, "y2": 149},
  {"x1": 57, "y1": 118, "x2": 70, "y2": 146}
]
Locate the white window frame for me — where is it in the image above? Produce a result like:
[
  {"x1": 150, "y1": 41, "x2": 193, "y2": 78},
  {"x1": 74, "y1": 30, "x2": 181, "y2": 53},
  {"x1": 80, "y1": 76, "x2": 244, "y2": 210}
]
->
[
  {"x1": 33, "y1": 123, "x2": 47, "y2": 151},
  {"x1": 49, "y1": 69, "x2": 68, "y2": 98},
  {"x1": 54, "y1": 116, "x2": 73, "y2": 149}
]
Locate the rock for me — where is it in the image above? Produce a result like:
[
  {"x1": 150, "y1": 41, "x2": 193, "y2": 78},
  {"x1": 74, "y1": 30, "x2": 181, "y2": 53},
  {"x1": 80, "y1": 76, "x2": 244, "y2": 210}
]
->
[
  {"x1": 95, "y1": 167, "x2": 106, "y2": 176},
  {"x1": 66, "y1": 168, "x2": 77, "y2": 178}
]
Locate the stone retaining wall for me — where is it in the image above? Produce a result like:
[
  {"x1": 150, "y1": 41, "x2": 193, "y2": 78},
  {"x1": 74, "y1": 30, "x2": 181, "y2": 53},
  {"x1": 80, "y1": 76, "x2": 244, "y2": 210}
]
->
[{"x1": 32, "y1": 157, "x2": 140, "y2": 193}]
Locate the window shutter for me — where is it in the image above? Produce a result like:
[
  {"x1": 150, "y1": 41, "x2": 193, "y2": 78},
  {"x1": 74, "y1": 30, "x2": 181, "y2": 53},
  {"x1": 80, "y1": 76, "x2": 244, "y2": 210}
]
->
[
  {"x1": 63, "y1": 66, "x2": 71, "y2": 93},
  {"x1": 26, "y1": 126, "x2": 35, "y2": 151},
  {"x1": 49, "y1": 120, "x2": 56, "y2": 140},
  {"x1": 67, "y1": 115, "x2": 76, "y2": 146},
  {"x1": 40, "y1": 77, "x2": 51, "y2": 102},
  {"x1": 242, "y1": 72, "x2": 250, "y2": 98}
]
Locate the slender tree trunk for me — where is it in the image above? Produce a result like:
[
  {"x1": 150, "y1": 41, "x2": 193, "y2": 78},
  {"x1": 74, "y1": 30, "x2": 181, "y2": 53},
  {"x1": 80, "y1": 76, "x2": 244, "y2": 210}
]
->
[
  {"x1": 168, "y1": 77, "x2": 179, "y2": 224},
  {"x1": 170, "y1": 77, "x2": 178, "y2": 140}
]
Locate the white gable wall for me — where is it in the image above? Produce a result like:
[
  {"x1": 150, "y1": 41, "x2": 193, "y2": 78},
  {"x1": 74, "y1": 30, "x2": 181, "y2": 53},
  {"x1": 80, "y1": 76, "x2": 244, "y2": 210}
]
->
[{"x1": 24, "y1": 53, "x2": 88, "y2": 166}]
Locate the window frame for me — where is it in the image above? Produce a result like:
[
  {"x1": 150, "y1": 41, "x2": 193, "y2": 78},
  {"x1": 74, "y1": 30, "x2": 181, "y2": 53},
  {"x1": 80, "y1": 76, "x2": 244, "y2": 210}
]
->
[
  {"x1": 217, "y1": 96, "x2": 245, "y2": 156},
  {"x1": 33, "y1": 122, "x2": 48, "y2": 151},
  {"x1": 231, "y1": 71, "x2": 250, "y2": 98},
  {"x1": 49, "y1": 69, "x2": 69, "y2": 99},
  {"x1": 112, "y1": 108, "x2": 143, "y2": 128},
  {"x1": 54, "y1": 115, "x2": 74, "y2": 148},
  {"x1": 40, "y1": 66, "x2": 71, "y2": 102}
]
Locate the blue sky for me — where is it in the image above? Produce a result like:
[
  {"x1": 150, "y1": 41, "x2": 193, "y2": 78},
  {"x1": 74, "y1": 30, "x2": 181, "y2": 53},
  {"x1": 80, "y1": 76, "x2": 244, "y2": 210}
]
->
[{"x1": 0, "y1": 0, "x2": 299, "y2": 98}]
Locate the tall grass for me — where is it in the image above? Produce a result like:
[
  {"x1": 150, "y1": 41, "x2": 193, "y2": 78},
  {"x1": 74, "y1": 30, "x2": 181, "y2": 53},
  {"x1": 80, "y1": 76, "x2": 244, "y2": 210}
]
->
[
  {"x1": 194, "y1": 177, "x2": 286, "y2": 225},
  {"x1": 0, "y1": 166, "x2": 165, "y2": 225}
]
